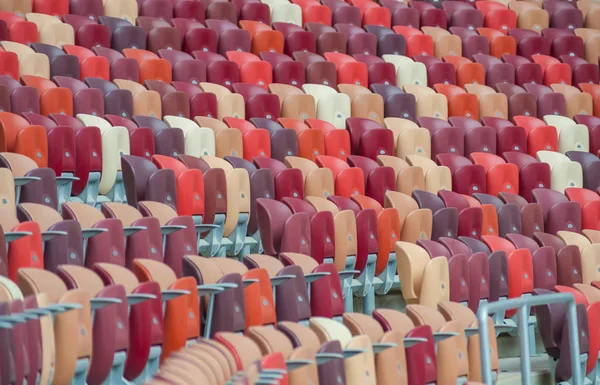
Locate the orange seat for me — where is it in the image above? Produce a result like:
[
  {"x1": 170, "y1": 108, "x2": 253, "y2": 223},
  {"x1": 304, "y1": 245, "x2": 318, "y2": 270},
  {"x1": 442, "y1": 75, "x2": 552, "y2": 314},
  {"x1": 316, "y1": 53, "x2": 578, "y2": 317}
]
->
[
  {"x1": 443, "y1": 56, "x2": 486, "y2": 87},
  {"x1": 62, "y1": 44, "x2": 110, "y2": 81},
  {"x1": 323, "y1": 52, "x2": 368, "y2": 87},
  {"x1": 0, "y1": 112, "x2": 48, "y2": 167},
  {"x1": 470, "y1": 152, "x2": 519, "y2": 196},
  {"x1": 242, "y1": 268, "x2": 276, "y2": 329},
  {"x1": 239, "y1": 21, "x2": 285, "y2": 55},
  {"x1": 297, "y1": 129, "x2": 325, "y2": 162},
  {"x1": 226, "y1": 51, "x2": 272, "y2": 90},
  {"x1": 434, "y1": 84, "x2": 479, "y2": 120},
  {"x1": 393, "y1": 26, "x2": 434, "y2": 57},
  {"x1": 123, "y1": 48, "x2": 172, "y2": 83},
  {"x1": 243, "y1": 128, "x2": 271, "y2": 161},
  {"x1": 512, "y1": 115, "x2": 559, "y2": 155},
  {"x1": 477, "y1": 28, "x2": 516, "y2": 57},
  {"x1": 7, "y1": 221, "x2": 44, "y2": 281},
  {"x1": 531, "y1": 54, "x2": 572, "y2": 86},
  {"x1": 20, "y1": 75, "x2": 73, "y2": 116}
]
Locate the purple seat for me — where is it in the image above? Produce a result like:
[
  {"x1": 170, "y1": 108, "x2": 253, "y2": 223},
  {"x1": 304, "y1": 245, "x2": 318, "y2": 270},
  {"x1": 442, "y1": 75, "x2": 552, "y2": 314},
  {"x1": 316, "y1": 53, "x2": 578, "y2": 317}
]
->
[
  {"x1": 574, "y1": 115, "x2": 600, "y2": 155},
  {"x1": 274, "y1": 265, "x2": 314, "y2": 321},
  {"x1": 171, "y1": 81, "x2": 217, "y2": 118},
  {"x1": 174, "y1": 0, "x2": 206, "y2": 22},
  {"x1": 412, "y1": 2, "x2": 447, "y2": 28},
  {"x1": 145, "y1": 80, "x2": 190, "y2": 118},
  {"x1": 345, "y1": 118, "x2": 392, "y2": 156},
  {"x1": 134, "y1": 116, "x2": 185, "y2": 158},
  {"x1": 254, "y1": 157, "x2": 303, "y2": 201},
  {"x1": 193, "y1": 52, "x2": 240, "y2": 90},
  {"x1": 560, "y1": 55, "x2": 599, "y2": 85},
  {"x1": 240, "y1": 2, "x2": 271, "y2": 23},
  {"x1": 334, "y1": 23, "x2": 377, "y2": 55},
  {"x1": 205, "y1": 19, "x2": 250, "y2": 55},
  {"x1": 30, "y1": 43, "x2": 80, "y2": 79},
  {"x1": 232, "y1": 83, "x2": 281, "y2": 120},
  {"x1": 68, "y1": 0, "x2": 103, "y2": 18},
  {"x1": 206, "y1": 2, "x2": 239, "y2": 24},
  {"x1": 53, "y1": 76, "x2": 105, "y2": 116},
  {"x1": 473, "y1": 53, "x2": 515, "y2": 87},
  {"x1": 442, "y1": 2, "x2": 483, "y2": 29},
  {"x1": 347, "y1": 156, "x2": 395, "y2": 205},
  {"x1": 542, "y1": 28, "x2": 584, "y2": 59},
  {"x1": 85, "y1": 77, "x2": 134, "y2": 119},
  {"x1": 449, "y1": 117, "x2": 497, "y2": 156},
  {"x1": 436, "y1": 155, "x2": 486, "y2": 196},
  {"x1": 98, "y1": 16, "x2": 147, "y2": 51},
  {"x1": 481, "y1": 116, "x2": 528, "y2": 155},
  {"x1": 419, "y1": 117, "x2": 465, "y2": 157},
  {"x1": 353, "y1": 56, "x2": 396, "y2": 86},
  {"x1": 251, "y1": 118, "x2": 299, "y2": 162},
  {"x1": 272, "y1": 22, "x2": 317, "y2": 57},
  {"x1": 92, "y1": 47, "x2": 140, "y2": 82},
  {"x1": 502, "y1": 151, "x2": 551, "y2": 202},
  {"x1": 414, "y1": 56, "x2": 456, "y2": 88},
  {"x1": 501, "y1": 54, "x2": 543, "y2": 86},
  {"x1": 542, "y1": 1, "x2": 583, "y2": 30},
  {"x1": 305, "y1": 23, "x2": 348, "y2": 55},
  {"x1": 256, "y1": 198, "x2": 311, "y2": 256},
  {"x1": 0, "y1": 75, "x2": 39, "y2": 115},
  {"x1": 495, "y1": 83, "x2": 538, "y2": 119},
  {"x1": 322, "y1": 0, "x2": 362, "y2": 25},
  {"x1": 370, "y1": 83, "x2": 416, "y2": 121},
  {"x1": 364, "y1": 25, "x2": 407, "y2": 56},
  {"x1": 139, "y1": 0, "x2": 174, "y2": 20},
  {"x1": 158, "y1": 49, "x2": 207, "y2": 85},
  {"x1": 121, "y1": 155, "x2": 177, "y2": 209},
  {"x1": 523, "y1": 83, "x2": 566, "y2": 118},
  {"x1": 507, "y1": 29, "x2": 551, "y2": 60},
  {"x1": 531, "y1": 188, "x2": 582, "y2": 234},
  {"x1": 565, "y1": 151, "x2": 600, "y2": 192},
  {"x1": 450, "y1": 26, "x2": 489, "y2": 59},
  {"x1": 414, "y1": 191, "x2": 459, "y2": 240},
  {"x1": 62, "y1": 14, "x2": 111, "y2": 49},
  {"x1": 293, "y1": 52, "x2": 338, "y2": 87},
  {"x1": 259, "y1": 52, "x2": 305, "y2": 87}
]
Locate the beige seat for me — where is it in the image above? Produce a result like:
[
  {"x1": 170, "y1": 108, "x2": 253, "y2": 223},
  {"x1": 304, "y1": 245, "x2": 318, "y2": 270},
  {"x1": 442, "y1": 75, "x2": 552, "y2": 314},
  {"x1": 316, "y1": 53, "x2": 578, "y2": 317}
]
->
[
  {"x1": 114, "y1": 79, "x2": 162, "y2": 119},
  {"x1": 25, "y1": 13, "x2": 75, "y2": 47},
  {"x1": 382, "y1": 55, "x2": 427, "y2": 87},
  {"x1": 383, "y1": 118, "x2": 431, "y2": 159},
  {"x1": 0, "y1": 41, "x2": 50, "y2": 78},
  {"x1": 536, "y1": 150, "x2": 583, "y2": 192},
  {"x1": 302, "y1": 84, "x2": 351, "y2": 129},
  {"x1": 543, "y1": 115, "x2": 589, "y2": 153},
  {"x1": 102, "y1": 0, "x2": 138, "y2": 24},
  {"x1": 165, "y1": 116, "x2": 216, "y2": 157},
  {"x1": 557, "y1": 231, "x2": 600, "y2": 284}
]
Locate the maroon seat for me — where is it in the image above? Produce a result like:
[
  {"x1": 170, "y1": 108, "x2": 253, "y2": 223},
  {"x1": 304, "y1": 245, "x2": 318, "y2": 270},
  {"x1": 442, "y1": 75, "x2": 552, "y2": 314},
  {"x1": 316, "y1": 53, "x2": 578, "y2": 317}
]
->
[
  {"x1": 52, "y1": 76, "x2": 104, "y2": 116},
  {"x1": 99, "y1": 16, "x2": 147, "y2": 52},
  {"x1": 62, "y1": 14, "x2": 111, "y2": 49},
  {"x1": 171, "y1": 81, "x2": 218, "y2": 118},
  {"x1": 272, "y1": 22, "x2": 317, "y2": 57},
  {"x1": 439, "y1": 190, "x2": 484, "y2": 238},
  {"x1": 495, "y1": 83, "x2": 538, "y2": 119},
  {"x1": 305, "y1": 22, "x2": 348, "y2": 55},
  {"x1": 259, "y1": 52, "x2": 305, "y2": 87},
  {"x1": 174, "y1": 0, "x2": 206, "y2": 22},
  {"x1": 121, "y1": 154, "x2": 177, "y2": 209},
  {"x1": 334, "y1": 23, "x2": 377, "y2": 55},
  {"x1": 450, "y1": 27, "x2": 489, "y2": 59},
  {"x1": 364, "y1": 25, "x2": 407, "y2": 56},
  {"x1": 507, "y1": 28, "x2": 551, "y2": 60},
  {"x1": 542, "y1": 28, "x2": 584, "y2": 59},
  {"x1": 523, "y1": 83, "x2": 566, "y2": 118},
  {"x1": 134, "y1": 115, "x2": 185, "y2": 158},
  {"x1": 92, "y1": 47, "x2": 140, "y2": 82},
  {"x1": 560, "y1": 55, "x2": 599, "y2": 85},
  {"x1": 419, "y1": 117, "x2": 465, "y2": 157},
  {"x1": 369, "y1": 83, "x2": 416, "y2": 121},
  {"x1": 253, "y1": 157, "x2": 303, "y2": 201},
  {"x1": 413, "y1": 56, "x2": 456, "y2": 88},
  {"x1": 481, "y1": 116, "x2": 528, "y2": 155},
  {"x1": 0, "y1": 75, "x2": 39, "y2": 115},
  {"x1": 205, "y1": 19, "x2": 251, "y2": 55},
  {"x1": 136, "y1": 17, "x2": 182, "y2": 52},
  {"x1": 542, "y1": 1, "x2": 583, "y2": 30},
  {"x1": 531, "y1": 188, "x2": 582, "y2": 234},
  {"x1": 345, "y1": 118, "x2": 394, "y2": 159},
  {"x1": 473, "y1": 53, "x2": 515, "y2": 87},
  {"x1": 293, "y1": 52, "x2": 338, "y2": 87},
  {"x1": 449, "y1": 117, "x2": 497, "y2": 156},
  {"x1": 502, "y1": 151, "x2": 551, "y2": 202},
  {"x1": 574, "y1": 115, "x2": 600, "y2": 156},
  {"x1": 85, "y1": 78, "x2": 134, "y2": 119},
  {"x1": 232, "y1": 83, "x2": 281, "y2": 120}
]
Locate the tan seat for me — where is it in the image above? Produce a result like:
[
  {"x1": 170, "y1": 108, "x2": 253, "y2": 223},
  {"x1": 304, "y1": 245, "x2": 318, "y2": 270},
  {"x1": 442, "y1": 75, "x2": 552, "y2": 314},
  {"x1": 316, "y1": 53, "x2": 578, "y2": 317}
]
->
[
  {"x1": 114, "y1": 79, "x2": 162, "y2": 119},
  {"x1": 383, "y1": 118, "x2": 431, "y2": 159},
  {"x1": 284, "y1": 156, "x2": 335, "y2": 198},
  {"x1": 421, "y1": 27, "x2": 462, "y2": 59},
  {"x1": 509, "y1": 2, "x2": 549, "y2": 32},
  {"x1": 574, "y1": 28, "x2": 600, "y2": 64},
  {"x1": 269, "y1": 83, "x2": 316, "y2": 121},
  {"x1": 377, "y1": 155, "x2": 426, "y2": 195},
  {"x1": 338, "y1": 84, "x2": 385, "y2": 125},
  {"x1": 199, "y1": 83, "x2": 245, "y2": 120},
  {"x1": 406, "y1": 155, "x2": 452, "y2": 193},
  {"x1": 384, "y1": 191, "x2": 432, "y2": 242},
  {"x1": 403, "y1": 85, "x2": 448, "y2": 120},
  {"x1": 196, "y1": 117, "x2": 244, "y2": 158},
  {"x1": 395, "y1": 242, "x2": 450, "y2": 307},
  {"x1": 557, "y1": 231, "x2": 600, "y2": 284},
  {"x1": 102, "y1": 0, "x2": 138, "y2": 24},
  {"x1": 464, "y1": 84, "x2": 508, "y2": 120},
  {"x1": 550, "y1": 84, "x2": 593, "y2": 118}
]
